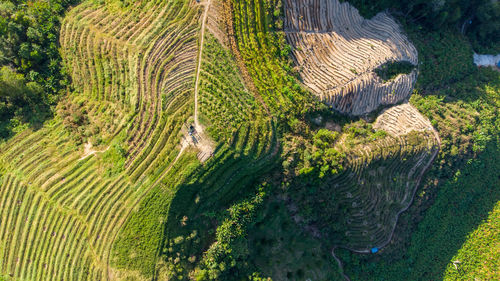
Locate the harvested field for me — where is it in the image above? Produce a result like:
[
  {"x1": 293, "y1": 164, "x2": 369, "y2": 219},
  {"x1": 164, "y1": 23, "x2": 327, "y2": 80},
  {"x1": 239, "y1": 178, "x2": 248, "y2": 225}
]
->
[
  {"x1": 284, "y1": 0, "x2": 418, "y2": 115},
  {"x1": 374, "y1": 103, "x2": 434, "y2": 137}
]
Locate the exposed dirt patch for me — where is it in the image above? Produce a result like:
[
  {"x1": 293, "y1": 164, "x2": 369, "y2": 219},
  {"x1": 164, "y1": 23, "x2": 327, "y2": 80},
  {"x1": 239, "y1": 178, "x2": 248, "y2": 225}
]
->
[
  {"x1": 80, "y1": 141, "x2": 110, "y2": 160},
  {"x1": 181, "y1": 123, "x2": 214, "y2": 163},
  {"x1": 325, "y1": 121, "x2": 341, "y2": 132},
  {"x1": 374, "y1": 102, "x2": 434, "y2": 137},
  {"x1": 206, "y1": 0, "x2": 229, "y2": 48}
]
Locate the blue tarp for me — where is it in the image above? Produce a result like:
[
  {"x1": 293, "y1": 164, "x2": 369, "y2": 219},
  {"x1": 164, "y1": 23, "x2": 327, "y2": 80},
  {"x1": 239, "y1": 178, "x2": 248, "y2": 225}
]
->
[{"x1": 371, "y1": 247, "x2": 379, "y2": 253}]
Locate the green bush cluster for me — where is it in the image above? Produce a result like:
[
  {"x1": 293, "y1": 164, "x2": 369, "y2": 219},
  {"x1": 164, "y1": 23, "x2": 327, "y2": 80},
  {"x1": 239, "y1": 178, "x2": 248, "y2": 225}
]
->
[
  {"x1": 297, "y1": 129, "x2": 344, "y2": 180},
  {"x1": 374, "y1": 61, "x2": 415, "y2": 83},
  {"x1": 0, "y1": 0, "x2": 79, "y2": 137},
  {"x1": 194, "y1": 184, "x2": 270, "y2": 281}
]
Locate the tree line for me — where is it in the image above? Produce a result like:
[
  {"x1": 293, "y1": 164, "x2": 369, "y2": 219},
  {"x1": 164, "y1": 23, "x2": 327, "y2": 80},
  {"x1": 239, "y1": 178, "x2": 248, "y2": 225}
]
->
[{"x1": 0, "y1": 0, "x2": 79, "y2": 137}]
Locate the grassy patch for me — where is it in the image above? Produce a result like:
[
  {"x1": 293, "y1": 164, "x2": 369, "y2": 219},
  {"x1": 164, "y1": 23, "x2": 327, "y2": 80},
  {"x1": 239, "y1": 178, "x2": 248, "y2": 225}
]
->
[
  {"x1": 443, "y1": 201, "x2": 500, "y2": 280},
  {"x1": 111, "y1": 152, "x2": 199, "y2": 278}
]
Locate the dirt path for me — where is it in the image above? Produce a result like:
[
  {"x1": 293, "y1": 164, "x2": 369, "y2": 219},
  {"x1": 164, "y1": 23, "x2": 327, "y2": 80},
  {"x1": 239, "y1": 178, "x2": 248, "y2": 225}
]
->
[
  {"x1": 188, "y1": 0, "x2": 215, "y2": 162},
  {"x1": 79, "y1": 141, "x2": 110, "y2": 161},
  {"x1": 331, "y1": 247, "x2": 351, "y2": 281},
  {"x1": 194, "y1": 0, "x2": 212, "y2": 134}
]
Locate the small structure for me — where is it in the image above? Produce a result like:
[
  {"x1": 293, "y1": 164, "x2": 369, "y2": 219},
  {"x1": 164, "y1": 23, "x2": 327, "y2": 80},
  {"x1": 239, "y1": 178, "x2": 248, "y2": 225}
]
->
[
  {"x1": 371, "y1": 247, "x2": 379, "y2": 254},
  {"x1": 188, "y1": 125, "x2": 196, "y2": 135},
  {"x1": 473, "y1": 53, "x2": 500, "y2": 68},
  {"x1": 188, "y1": 124, "x2": 198, "y2": 144}
]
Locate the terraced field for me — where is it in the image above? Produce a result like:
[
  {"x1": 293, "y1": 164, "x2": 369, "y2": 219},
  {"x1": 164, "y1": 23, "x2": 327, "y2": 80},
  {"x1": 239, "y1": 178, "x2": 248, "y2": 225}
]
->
[
  {"x1": 335, "y1": 129, "x2": 439, "y2": 251},
  {"x1": 152, "y1": 9, "x2": 279, "y2": 278},
  {"x1": 284, "y1": 0, "x2": 418, "y2": 115},
  {"x1": 374, "y1": 103, "x2": 435, "y2": 137},
  {"x1": 0, "y1": 0, "x2": 202, "y2": 279},
  {"x1": 0, "y1": 0, "x2": 279, "y2": 280},
  {"x1": 199, "y1": 33, "x2": 262, "y2": 141},
  {"x1": 0, "y1": 0, "x2": 446, "y2": 280}
]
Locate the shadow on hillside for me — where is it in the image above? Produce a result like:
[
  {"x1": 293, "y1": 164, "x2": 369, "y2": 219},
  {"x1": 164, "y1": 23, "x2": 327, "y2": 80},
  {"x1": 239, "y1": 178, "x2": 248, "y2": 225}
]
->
[
  {"x1": 0, "y1": 101, "x2": 53, "y2": 140},
  {"x1": 152, "y1": 141, "x2": 281, "y2": 276},
  {"x1": 337, "y1": 139, "x2": 499, "y2": 281}
]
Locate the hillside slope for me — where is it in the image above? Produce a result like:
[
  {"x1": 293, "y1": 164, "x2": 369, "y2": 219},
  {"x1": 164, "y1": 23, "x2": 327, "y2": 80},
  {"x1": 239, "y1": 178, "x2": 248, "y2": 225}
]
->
[
  {"x1": 4, "y1": 1, "x2": 496, "y2": 281},
  {"x1": 284, "y1": 0, "x2": 418, "y2": 115}
]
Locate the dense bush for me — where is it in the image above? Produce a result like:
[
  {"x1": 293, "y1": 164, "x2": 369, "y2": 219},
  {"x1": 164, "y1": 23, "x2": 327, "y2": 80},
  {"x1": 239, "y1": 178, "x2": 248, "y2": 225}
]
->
[
  {"x1": 0, "y1": 0, "x2": 78, "y2": 137},
  {"x1": 289, "y1": 129, "x2": 345, "y2": 180},
  {"x1": 374, "y1": 61, "x2": 415, "y2": 82},
  {"x1": 194, "y1": 184, "x2": 270, "y2": 281},
  {"x1": 344, "y1": 0, "x2": 500, "y2": 53}
]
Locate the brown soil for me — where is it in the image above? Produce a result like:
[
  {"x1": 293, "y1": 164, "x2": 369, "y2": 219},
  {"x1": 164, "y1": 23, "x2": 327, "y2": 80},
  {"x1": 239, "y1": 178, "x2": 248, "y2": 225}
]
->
[
  {"x1": 284, "y1": 0, "x2": 418, "y2": 115},
  {"x1": 80, "y1": 141, "x2": 110, "y2": 160}
]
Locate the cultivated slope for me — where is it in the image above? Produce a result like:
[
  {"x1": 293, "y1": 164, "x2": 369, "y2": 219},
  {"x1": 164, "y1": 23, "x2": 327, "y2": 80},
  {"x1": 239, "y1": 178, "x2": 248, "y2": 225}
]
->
[
  {"x1": 285, "y1": 0, "x2": 418, "y2": 115},
  {"x1": 0, "y1": 0, "x2": 201, "y2": 279},
  {"x1": 338, "y1": 103, "x2": 439, "y2": 251},
  {"x1": 0, "y1": 1, "x2": 278, "y2": 280}
]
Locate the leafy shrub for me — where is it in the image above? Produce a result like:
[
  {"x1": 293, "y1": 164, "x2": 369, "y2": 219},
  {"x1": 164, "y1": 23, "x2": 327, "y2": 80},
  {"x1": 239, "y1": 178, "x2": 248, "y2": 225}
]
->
[{"x1": 374, "y1": 61, "x2": 415, "y2": 83}]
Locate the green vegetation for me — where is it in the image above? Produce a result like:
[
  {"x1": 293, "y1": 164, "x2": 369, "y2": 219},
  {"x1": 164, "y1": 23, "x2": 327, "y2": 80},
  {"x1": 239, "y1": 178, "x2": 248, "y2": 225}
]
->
[
  {"x1": 227, "y1": 0, "x2": 439, "y2": 274},
  {"x1": 285, "y1": 128, "x2": 437, "y2": 249},
  {"x1": 344, "y1": 0, "x2": 500, "y2": 53},
  {"x1": 0, "y1": 0, "x2": 498, "y2": 280},
  {"x1": 410, "y1": 30, "x2": 476, "y2": 91},
  {"x1": 295, "y1": 129, "x2": 344, "y2": 179},
  {"x1": 0, "y1": 0, "x2": 203, "y2": 280},
  {"x1": 0, "y1": 0, "x2": 79, "y2": 137},
  {"x1": 336, "y1": 6, "x2": 500, "y2": 280},
  {"x1": 248, "y1": 199, "x2": 344, "y2": 281},
  {"x1": 107, "y1": 3, "x2": 280, "y2": 280},
  {"x1": 339, "y1": 142, "x2": 499, "y2": 280},
  {"x1": 111, "y1": 152, "x2": 200, "y2": 277},
  {"x1": 374, "y1": 61, "x2": 415, "y2": 82},
  {"x1": 443, "y1": 202, "x2": 500, "y2": 280},
  {"x1": 194, "y1": 184, "x2": 269, "y2": 280},
  {"x1": 226, "y1": 0, "x2": 498, "y2": 279},
  {"x1": 230, "y1": 0, "x2": 318, "y2": 120},
  {"x1": 199, "y1": 34, "x2": 261, "y2": 142},
  {"x1": 154, "y1": 133, "x2": 279, "y2": 280}
]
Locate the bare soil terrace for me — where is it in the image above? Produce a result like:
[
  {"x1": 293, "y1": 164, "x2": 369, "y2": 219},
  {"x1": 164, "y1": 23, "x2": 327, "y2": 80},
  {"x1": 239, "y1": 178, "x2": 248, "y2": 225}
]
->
[{"x1": 285, "y1": 0, "x2": 418, "y2": 115}]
